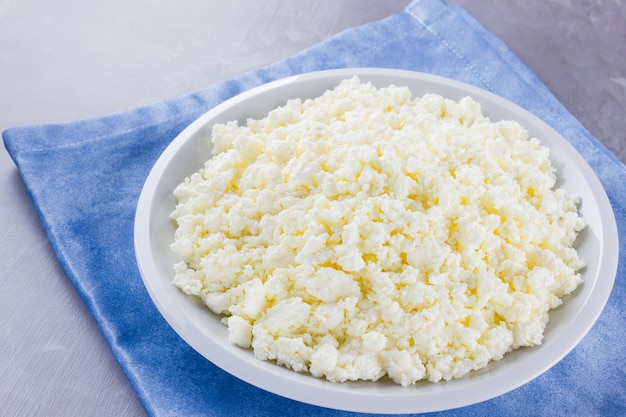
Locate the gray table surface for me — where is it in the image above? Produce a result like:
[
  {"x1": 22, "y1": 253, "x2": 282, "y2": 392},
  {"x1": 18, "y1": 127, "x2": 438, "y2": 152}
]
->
[{"x1": 1, "y1": 1, "x2": 624, "y2": 416}]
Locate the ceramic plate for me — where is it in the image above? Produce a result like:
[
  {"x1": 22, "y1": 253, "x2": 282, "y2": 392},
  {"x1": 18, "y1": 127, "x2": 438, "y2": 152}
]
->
[{"x1": 134, "y1": 68, "x2": 618, "y2": 414}]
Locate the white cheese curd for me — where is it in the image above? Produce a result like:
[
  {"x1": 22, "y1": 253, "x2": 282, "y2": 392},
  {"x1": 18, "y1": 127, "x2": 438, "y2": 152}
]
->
[{"x1": 170, "y1": 77, "x2": 585, "y2": 385}]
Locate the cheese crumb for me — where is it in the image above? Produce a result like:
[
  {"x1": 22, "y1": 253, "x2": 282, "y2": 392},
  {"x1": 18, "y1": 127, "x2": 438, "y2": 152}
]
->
[{"x1": 170, "y1": 77, "x2": 585, "y2": 385}]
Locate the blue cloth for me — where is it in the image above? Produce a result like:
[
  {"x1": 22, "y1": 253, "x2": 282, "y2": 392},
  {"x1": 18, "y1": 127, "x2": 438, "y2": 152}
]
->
[{"x1": 4, "y1": 0, "x2": 625, "y2": 415}]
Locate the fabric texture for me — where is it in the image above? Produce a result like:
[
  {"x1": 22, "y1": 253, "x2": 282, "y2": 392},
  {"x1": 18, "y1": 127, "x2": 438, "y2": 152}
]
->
[{"x1": 4, "y1": 0, "x2": 625, "y2": 416}]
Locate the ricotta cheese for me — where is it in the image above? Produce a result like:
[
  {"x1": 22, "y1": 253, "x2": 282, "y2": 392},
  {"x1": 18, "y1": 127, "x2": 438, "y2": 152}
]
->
[{"x1": 170, "y1": 77, "x2": 585, "y2": 385}]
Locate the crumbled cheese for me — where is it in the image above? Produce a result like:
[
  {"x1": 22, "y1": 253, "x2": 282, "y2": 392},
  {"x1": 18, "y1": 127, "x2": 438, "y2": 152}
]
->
[{"x1": 170, "y1": 77, "x2": 585, "y2": 385}]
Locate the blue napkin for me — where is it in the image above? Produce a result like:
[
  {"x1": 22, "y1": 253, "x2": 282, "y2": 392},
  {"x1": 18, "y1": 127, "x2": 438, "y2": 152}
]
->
[{"x1": 4, "y1": 0, "x2": 625, "y2": 416}]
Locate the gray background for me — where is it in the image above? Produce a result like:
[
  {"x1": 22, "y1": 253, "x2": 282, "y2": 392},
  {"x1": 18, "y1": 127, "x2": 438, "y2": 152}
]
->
[{"x1": 1, "y1": 1, "x2": 623, "y2": 416}]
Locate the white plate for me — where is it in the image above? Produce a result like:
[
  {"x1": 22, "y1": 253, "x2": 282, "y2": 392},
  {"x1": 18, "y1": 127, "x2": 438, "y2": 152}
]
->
[{"x1": 134, "y1": 68, "x2": 618, "y2": 414}]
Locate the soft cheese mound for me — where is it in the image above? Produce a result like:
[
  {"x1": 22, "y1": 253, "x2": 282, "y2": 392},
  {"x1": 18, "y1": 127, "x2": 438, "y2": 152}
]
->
[{"x1": 170, "y1": 77, "x2": 585, "y2": 385}]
